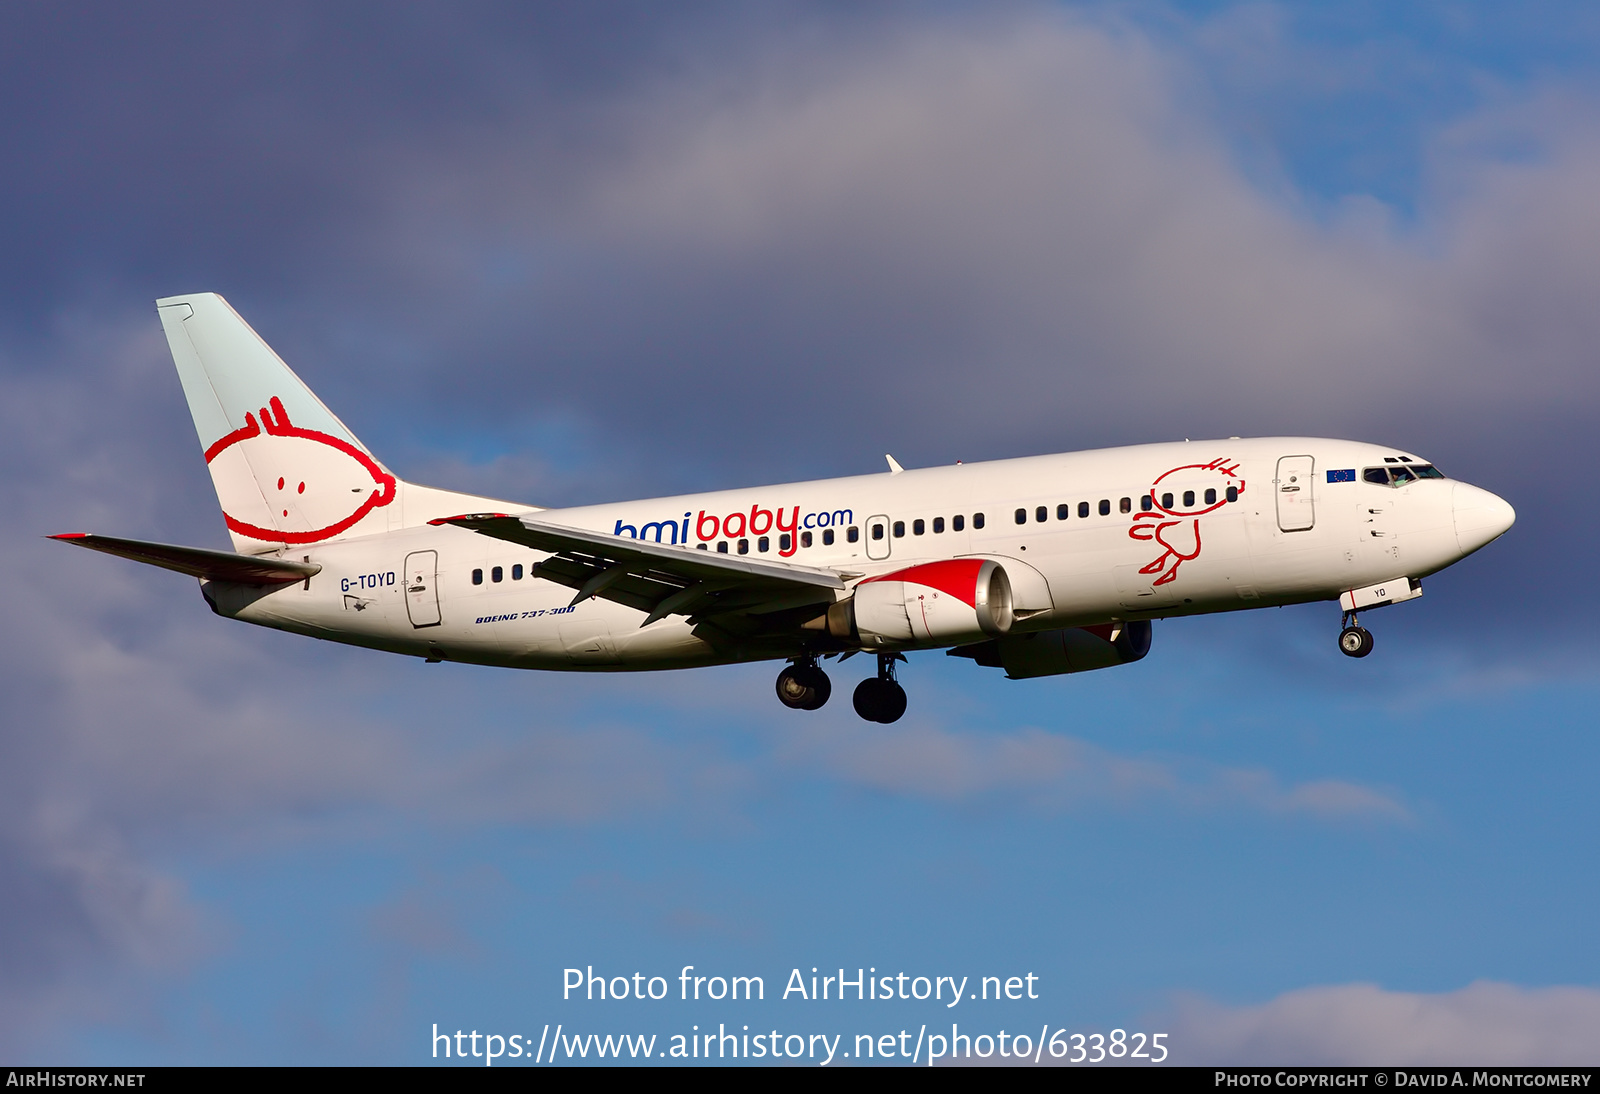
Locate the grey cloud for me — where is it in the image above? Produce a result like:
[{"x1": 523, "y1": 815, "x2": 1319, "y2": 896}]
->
[
  {"x1": 1164, "y1": 980, "x2": 1600, "y2": 1065},
  {"x1": 2, "y1": 4, "x2": 1581, "y2": 628},
  {"x1": 370, "y1": 10, "x2": 1594, "y2": 444},
  {"x1": 288, "y1": 9, "x2": 1582, "y2": 630},
  {"x1": 2, "y1": 1, "x2": 1595, "y2": 1050},
  {"x1": 0, "y1": 322, "x2": 699, "y2": 1043}
]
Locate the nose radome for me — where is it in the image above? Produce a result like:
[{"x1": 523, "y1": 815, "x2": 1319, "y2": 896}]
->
[{"x1": 1452, "y1": 482, "x2": 1515, "y2": 556}]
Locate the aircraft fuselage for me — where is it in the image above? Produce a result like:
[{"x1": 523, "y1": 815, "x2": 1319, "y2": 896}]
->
[{"x1": 205, "y1": 436, "x2": 1508, "y2": 672}]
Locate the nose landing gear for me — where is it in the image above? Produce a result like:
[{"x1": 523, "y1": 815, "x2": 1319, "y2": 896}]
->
[
  {"x1": 1338, "y1": 612, "x2": 1374, "y2": 658},
  {"x1": 852, "y1": 653, "x2": 908, "y2": 723},
  {"x1": 776, "y1": 658, "x2": 832, "y2": 710}
]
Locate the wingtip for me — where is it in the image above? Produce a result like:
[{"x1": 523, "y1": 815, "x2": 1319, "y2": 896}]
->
[{"x1": 49, "y1": 532, "x2": 88, "y2": 540}]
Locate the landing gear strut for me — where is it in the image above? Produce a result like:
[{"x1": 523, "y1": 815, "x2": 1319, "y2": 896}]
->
[
  {"x1": 1338, "y1": 612, "x2": 1374, "y2": 658},
  {"x1": 852, "y1": 653, "x2": 908, "y2": 724},
  {"x1": 776, "y1": 657, "x2": 832, "y2": 710}
]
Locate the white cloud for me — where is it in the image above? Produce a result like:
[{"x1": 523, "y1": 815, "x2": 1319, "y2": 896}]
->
[{"x1": 1165, "y1": 981, "x2": 1600, "y2": 1065}]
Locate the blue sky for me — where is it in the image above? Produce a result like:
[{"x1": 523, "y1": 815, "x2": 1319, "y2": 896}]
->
[{"x1": 3, "y1": 1, "x2": 1598, "y2": 1065}]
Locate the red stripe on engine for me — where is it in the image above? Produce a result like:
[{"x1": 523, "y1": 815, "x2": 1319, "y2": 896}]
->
[{"x1": 860, "y1": 558, "x2": 987, "y2": 607}]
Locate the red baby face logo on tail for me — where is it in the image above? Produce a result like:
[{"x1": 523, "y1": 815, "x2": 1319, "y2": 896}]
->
[
  {"x1": 205, "y1": 396, "x2": 396, "y2": 544},
  {"x1": 1129, "y1": 457, "x2": 1244, "y2": 586}
]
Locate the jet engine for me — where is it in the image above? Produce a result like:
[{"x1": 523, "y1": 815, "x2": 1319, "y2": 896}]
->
[
  {"x1": 948, "y1": 620, "x2": 1152, "y2": 679},
  {"x1": 813, "y1": 559, "x2": 1015, "y2": 647}
]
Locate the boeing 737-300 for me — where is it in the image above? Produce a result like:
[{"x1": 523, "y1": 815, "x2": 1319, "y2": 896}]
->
[{"x1": 53, "y1": 294, "x2": 1515, "y2": 723}]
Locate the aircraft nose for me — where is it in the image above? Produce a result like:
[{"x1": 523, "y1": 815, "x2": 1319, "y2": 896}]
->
[{"x1": 1452, "y1": 482, "x2": 1515, "y2": 556}]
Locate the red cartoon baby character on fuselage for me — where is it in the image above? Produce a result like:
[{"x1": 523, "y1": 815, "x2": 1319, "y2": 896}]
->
[{"x1": 1129, "y1": 457, "x2": 1244, "y2": 586}]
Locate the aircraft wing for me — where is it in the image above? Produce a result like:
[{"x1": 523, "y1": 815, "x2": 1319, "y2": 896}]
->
[
  {"x1": 431, "y1": 513, "x2": 848, "y2": 627},
  {"x1": 50, "y1": 533, "x2": 322, "y2": 585}
]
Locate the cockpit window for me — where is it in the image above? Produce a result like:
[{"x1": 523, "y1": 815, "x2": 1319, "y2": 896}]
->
[{"x1": 1363, "y1": 464, "x2": 1445, "y2": 487}]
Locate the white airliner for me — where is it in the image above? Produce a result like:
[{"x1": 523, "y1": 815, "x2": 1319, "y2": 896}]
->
[{"x1": 54, "y1": 294, "x2": 1515, "y2": 722}]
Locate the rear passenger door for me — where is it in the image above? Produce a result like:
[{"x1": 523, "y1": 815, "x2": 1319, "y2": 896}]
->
[{"x1": 404, "y1": 550, "x2": 441, "y2": 627}]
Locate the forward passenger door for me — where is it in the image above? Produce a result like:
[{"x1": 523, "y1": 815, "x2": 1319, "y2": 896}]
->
[{"x1": 1275, "y1": 456, "x2": 1316, "y2": 532}]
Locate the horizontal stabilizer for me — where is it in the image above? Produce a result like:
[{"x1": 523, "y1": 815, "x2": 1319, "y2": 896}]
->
[{"x1": 50, "y1": 533, "x2": 321, "y2": 585}]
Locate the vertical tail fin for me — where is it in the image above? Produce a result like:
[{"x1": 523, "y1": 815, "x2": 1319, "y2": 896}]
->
[{"x1": 157, "y1": 293, "x2": 398, "y2": 552}]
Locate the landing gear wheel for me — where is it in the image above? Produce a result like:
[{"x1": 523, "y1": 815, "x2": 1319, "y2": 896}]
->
[
  {"x1": 1338, "y1": 625, "x2": 1374, "y2": 658},
  {"x1": 776, "y1": 664, "x2": 832, "y2": 710},
  {"x1": 852, "y1": 652, "x2": 908, "y2": 723},
  {"x1": 852, "y1": 678, "x2": 907, "y2": 723}
]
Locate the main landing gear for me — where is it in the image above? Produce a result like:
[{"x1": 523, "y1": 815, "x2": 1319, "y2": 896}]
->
[
  {"x1": 852, "y1": 653, "x2": 908, "y2": 724},
  {"x1": 774, "y1": 652, "x2": 908, "y2": 723},
  {"x1": 1338, "y1": 612, "x2": 1374, "y2": 658},
  {"x1": 776, "y1": 657, "x2": 832, "y2": 710}
]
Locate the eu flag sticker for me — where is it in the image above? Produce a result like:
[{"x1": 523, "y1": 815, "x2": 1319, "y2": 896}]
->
[{"x1": 1327, "y1": 469, "x2": 1356, "y2": 483}]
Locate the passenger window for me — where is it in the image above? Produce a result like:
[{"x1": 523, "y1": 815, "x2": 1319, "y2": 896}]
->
[
  {"x1": 1078, "y1": 502, "x2": 1089, "y2": 518},
  {"x1": 1161, "y1": 492, "x2": 1174, "y2": 509},
  {"x1": 717, "y1": 541, "x2": 729, "y2": 553},
  {"x1": 696, "y1": 543, "x2": 708, "y2": 550},
  {"x1": 512, "y1": 563, "x2": 523, "y2": 580},
  {"x1": 1098, "y1": 499, "x2": 1110, "y2": 516},
  {"x1": 778, "y1": 534, "x2": 790, "y2": 551},
  {"x1": 1035, "y1": 506, "x2": 1048, "y2": 523},
  {"x1": 1205, "y1": 488, "x2": 1216, "y2": 505},
  {"x1": 823, "y1": 528, "x2": 836, "y2": 546},
  {"x1": 913, "y1": 519, "x2": 924, "y2": 535},
  {"x1": 973, "y1": 513, "x2": 985, "y2": 529},
  {"x1": 759, "y1": 536, "x2": 770, "y2": 552},
  {"x1": 1057, "y1": 503, "x2": 1069, "y2": 520},
  {"x1": 1141, "y1": 495, "x2": 1153, "y2": 511},
  {"x1": 893, "y1": 521, "x2": 905, "y2": 537},
  {"x1": 472, "y1": 568, "x2": 483, "y2": 585},
  {"x1": 1015, "y1": 508, "x2": 1027, "y2": 525},
  {"x1": 1226, "y1": 486, "x2": 1238, "y2": 502},
  {"x1": 933, "y1": 517, "x2": 944, "y2": 533},
  {"x1": 953, "y1": 515, "x2": 965, "y2": 532},
  {"x1": 871, "y1": 523, "x2": 884, "y2": 541},
  {"x1": 800, "y1": 531, "x2": 812, "y2": 548},
  {"x1": 1363, "y1": 468, "x2": 1389, "y2": 485},
  {"x1": 1183, "y1": 490, "x2": 1195, "y2": 507},
  {"x1": 491, "y1": 566, "x2": 502, "y2": 583},
  {"x1": 738, "y1": 539, "x2": 749, "y2": 554},
  {"x1": 848, "y1": 526, "x2": 860, "y2": 543},
  {"x1": 1119, "y1": 497, "x2": 1131, "y2": 514}
]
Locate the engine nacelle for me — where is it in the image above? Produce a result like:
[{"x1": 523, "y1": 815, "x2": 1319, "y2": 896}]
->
[
  {"x1": 825, "y1": 559, "x2": 1015, "y2": 647},
  {"x1": 948, "y1": 620, "x2": 1152, "y2": 679}
]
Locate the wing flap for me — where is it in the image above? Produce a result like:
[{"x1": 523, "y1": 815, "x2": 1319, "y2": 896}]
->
[
  {"x1": 432, "y1": 513, "x2": 845, "y2": 626},
  {"x1": 51, "y1": 533, "x2": 321, "y2": 585}
]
